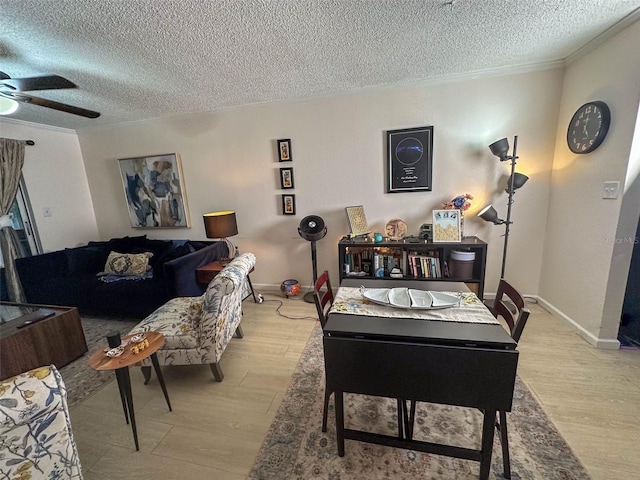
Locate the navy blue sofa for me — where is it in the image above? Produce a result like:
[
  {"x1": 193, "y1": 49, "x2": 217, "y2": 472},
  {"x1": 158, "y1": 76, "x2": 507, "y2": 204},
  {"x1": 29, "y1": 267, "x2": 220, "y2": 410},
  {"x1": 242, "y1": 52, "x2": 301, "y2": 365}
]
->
[{"x1": 15, "y1": 235, "x2": 228, "y2": 318}]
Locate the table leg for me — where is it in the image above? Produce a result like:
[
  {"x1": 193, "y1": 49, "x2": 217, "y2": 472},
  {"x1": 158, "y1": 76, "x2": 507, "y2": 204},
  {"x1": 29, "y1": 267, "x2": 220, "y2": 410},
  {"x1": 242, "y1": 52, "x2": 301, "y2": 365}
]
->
[
  {"x1": 114, "y1": 368, "x2": 129, "y2": 425},
  {"x1": 479, "y1": 408, "x2": 497, "y2": 480},
  {"x1": 335, "y1": 391, "x2": 345, "y2": 457},
  {"x1": 117, "y1": 367, "x2": 139, "y2": 451},
  {"x1": 247, "y1": 274, "x2": 259, "y2": 303},
  {"x1": 150, "y1": 353, "x2": 172, "y2": 411}
]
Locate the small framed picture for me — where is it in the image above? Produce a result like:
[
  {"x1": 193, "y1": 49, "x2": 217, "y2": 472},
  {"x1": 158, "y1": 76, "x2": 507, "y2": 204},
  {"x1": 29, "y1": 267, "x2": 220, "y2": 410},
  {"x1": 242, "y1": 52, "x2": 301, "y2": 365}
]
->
[
  {"x1": 280, "y1": 167, "x2": 294, "y2": 189},
  {"x1": 278, "y1": 138, "x2": 292, "y2": 162},
  {"x1": 432, "y1": 209, "x2": 462, "y2": 243},
  {"x1": 282, "y1": 194, "x2": 296, "y2": 215}
]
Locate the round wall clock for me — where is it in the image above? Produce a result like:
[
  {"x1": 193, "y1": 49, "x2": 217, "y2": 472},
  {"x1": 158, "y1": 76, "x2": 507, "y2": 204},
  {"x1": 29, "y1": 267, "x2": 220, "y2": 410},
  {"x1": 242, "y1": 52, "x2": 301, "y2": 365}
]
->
[{"x1": 567, "y1": 101, "x2": 611, "y2": 154}]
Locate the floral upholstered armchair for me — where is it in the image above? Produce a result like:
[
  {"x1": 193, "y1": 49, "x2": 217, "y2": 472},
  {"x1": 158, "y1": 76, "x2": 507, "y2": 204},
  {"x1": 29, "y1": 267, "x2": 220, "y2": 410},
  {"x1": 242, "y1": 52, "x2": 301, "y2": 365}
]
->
[
  {"x1": 128, "y1": 252, "x2": 256, "y2": 382},
  {"x1": 0, "y1": 366, "x2": 83, "y2": 479}
]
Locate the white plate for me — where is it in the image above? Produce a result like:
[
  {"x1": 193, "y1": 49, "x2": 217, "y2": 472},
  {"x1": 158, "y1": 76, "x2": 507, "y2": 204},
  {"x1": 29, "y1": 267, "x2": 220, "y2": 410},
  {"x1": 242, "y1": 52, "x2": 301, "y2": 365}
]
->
[
  {"x1": 362, "y1": 288, "x2": 390, "y2": 306},
  {"x1": 130, "y1": 333, "x2": 146, "y2": 343},
  {"x1": 106, "y1": 346, "x2": 124, "y2": 358},
  {"x1": 388, "y1": 288, "x2": 411, "y2": 308},
  {"x1": 408, "y1": 289, "x2": 433, "y2": 308},
  {"x1": 361, "y1": 287, "x2": 459, "y2": 309},
  {"x1": 429, "y1": 291, "x2": 460, "y2": 308}
]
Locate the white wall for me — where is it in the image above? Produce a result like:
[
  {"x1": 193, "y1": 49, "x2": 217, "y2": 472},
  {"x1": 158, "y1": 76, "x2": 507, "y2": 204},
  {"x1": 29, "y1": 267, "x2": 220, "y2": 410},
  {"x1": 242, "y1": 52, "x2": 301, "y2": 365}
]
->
[
  {"x1": 540, "y1": 20, "x2": 640, "y2": 347},
  {"x1": 76, "y1": 68, "x2": 563, "y2": 296},
  {"x1": 0, "y1": 119, "x2": 99, "y2": 251}
]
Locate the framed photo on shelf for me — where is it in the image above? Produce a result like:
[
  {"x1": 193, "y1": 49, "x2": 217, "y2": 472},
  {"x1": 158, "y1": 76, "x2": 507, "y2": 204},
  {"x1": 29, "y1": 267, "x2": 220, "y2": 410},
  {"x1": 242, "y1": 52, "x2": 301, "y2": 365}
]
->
[
  {"x1": 117, "y1": 153, "x2": 190, "y2": 228},
  {"x1": 280, "y1": 167, "x2": 294, "y2": 189},
  {"x1": 432, "y1": 209, "x2": 462, "y2": 242},
  {"x1": 282, "y1": 194, "x2": 296, "y2": 215},
  {"x1": 386, "y1": 126, "x2": 433, "y2": 193},
  {"x1": 345, "y1": 205, "x2": 370, "y2": 236},
  {"x1": 277, "y1": 138, "x2": 292, "y2": 162}
]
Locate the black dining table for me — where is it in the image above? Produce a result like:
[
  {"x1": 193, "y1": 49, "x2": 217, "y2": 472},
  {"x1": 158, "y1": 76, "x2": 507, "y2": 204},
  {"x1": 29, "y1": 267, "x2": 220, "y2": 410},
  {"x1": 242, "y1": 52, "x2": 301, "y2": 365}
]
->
[{"x1": 323, "y1": 278, "x2": 518, "y2": 480}]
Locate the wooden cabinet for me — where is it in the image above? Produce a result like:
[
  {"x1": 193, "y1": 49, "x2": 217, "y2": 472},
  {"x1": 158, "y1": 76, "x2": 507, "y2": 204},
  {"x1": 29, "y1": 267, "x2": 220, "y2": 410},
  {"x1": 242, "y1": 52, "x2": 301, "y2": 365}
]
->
[
  {"x1": 338, "y1": 236, "x2": 487, "y2": 299},
  {"x1": 0, "y1": 304, "x2": 87, "y2": 380}
]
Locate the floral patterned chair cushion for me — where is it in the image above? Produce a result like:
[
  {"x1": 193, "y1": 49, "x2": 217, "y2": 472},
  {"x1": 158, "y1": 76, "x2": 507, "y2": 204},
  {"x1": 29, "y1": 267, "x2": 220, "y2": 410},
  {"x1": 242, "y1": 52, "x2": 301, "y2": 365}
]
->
[
  {"x1": 0, "y1": 365, "x2": 83, "y2": 479},
  {"x1": 128, "y1": 252, "x2": 256, "y2": 382}
]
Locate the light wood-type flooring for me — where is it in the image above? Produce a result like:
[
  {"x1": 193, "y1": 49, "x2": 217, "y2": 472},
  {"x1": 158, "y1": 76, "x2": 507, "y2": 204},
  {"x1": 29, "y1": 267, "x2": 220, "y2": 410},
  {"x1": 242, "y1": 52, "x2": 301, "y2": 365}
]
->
[{"x1": 69, "y1": 292, "x2": 640, "y2": 479}]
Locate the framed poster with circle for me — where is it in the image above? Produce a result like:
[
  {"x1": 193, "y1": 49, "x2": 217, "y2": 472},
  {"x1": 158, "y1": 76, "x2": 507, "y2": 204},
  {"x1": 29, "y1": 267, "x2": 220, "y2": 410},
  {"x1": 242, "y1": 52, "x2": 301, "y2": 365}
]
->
[{"x1": 386, "y1": 126, "x2": 433, "y2": 193}]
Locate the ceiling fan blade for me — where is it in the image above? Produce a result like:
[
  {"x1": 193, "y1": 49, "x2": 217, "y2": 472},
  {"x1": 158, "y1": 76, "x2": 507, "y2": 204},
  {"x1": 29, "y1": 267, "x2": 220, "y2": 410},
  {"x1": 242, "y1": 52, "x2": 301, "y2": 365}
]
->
[
  {"x1": 6, "y1": 92, "x2": 100, "y2": 118},
  {"x1": 0, "y1": 74, "x2": 77, "y2": 92}
]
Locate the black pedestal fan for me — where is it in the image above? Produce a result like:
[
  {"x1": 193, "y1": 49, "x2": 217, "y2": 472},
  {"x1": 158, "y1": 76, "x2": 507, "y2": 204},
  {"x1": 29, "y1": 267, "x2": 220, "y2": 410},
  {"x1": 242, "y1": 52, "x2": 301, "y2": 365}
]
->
[{"x1": 298, "y1": 215, "x2": 327, "y2": 303}]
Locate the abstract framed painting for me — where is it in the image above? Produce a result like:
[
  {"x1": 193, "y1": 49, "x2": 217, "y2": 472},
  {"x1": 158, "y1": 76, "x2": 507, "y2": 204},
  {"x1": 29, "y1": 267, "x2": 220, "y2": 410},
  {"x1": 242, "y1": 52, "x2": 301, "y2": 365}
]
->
[{"x1": 118, "y1": 153, "x2": 191, "y2": 228}]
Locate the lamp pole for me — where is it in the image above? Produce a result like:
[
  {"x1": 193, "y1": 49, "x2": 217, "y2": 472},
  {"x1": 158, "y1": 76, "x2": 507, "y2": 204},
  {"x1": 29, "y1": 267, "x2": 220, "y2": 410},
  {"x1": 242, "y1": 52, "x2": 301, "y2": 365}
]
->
[{"x1": 501, "y1": 135, "x2": 518, "y2": 279}]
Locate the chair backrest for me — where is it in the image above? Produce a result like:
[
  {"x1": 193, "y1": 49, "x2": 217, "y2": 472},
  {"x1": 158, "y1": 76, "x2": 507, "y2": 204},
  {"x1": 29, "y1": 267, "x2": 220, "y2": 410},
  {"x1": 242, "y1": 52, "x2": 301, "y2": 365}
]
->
[
  {"x1": 313, "y1": 270, "x2": 334, "y2": 328},
  {"x1": 493, "y1": 279, "x2": 530, "y2": 342}
]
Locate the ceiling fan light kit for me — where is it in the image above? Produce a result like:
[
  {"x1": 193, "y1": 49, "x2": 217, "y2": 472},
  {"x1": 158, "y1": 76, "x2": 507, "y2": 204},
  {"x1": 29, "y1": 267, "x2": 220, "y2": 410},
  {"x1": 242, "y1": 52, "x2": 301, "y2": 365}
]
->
[
  {"x1": 0, "y1": 96, "x2": 19, "y2": 115},
  {"x1": 0, "y1": 71, "x2": 100, "y2": 118}
]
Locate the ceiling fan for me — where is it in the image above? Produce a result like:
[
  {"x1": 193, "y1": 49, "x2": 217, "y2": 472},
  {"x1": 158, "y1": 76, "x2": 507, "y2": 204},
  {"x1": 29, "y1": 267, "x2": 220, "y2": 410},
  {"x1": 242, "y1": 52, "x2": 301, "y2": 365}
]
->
[{"x1": 0, "y1": 71, "x2": 100, "y2": 118}]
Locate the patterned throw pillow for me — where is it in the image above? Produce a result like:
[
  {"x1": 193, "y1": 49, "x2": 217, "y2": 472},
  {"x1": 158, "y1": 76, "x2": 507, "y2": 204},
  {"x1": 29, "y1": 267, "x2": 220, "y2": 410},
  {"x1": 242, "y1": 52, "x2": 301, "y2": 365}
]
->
[{"x1": 101, "y1": 251, "x2": 153, "y2": 276}]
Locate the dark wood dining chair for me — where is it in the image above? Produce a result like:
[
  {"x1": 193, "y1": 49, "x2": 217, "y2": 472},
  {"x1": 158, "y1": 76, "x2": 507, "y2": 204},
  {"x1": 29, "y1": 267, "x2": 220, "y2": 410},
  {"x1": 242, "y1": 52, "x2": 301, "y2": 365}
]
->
[
  {"x1": 314, "y1": 271, "x2": 405, "y2": 437},
  {"x1": 312, "y1": 271, "x2": 334, "y2": 432},
  {"x1": 404, "y1": 279, "x2": 530, "y2": 479},
  {"x1": 489, "y1": 278, "x2": 530, "y2": 479}
]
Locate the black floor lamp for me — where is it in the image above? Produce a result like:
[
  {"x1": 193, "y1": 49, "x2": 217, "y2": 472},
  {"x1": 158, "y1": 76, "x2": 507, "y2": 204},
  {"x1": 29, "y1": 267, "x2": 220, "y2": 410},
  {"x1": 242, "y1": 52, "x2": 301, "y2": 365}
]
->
[{"x1": 477, "y1": 136, "x2": 529, "y2": 280}]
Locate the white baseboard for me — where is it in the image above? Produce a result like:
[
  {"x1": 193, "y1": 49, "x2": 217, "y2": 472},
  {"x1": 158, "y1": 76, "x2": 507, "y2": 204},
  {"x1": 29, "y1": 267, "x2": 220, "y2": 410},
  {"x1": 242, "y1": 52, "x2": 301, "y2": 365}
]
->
[{"x1": 535, "y1": 297, "x2": 620, "y2": 350}]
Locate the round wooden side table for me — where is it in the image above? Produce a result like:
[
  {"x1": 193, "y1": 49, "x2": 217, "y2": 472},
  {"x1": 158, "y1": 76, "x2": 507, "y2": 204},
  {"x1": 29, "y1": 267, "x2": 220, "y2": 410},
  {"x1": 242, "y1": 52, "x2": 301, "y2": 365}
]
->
[{"x1": 88, "y1": 331, "x2": 172, "y2": 451}]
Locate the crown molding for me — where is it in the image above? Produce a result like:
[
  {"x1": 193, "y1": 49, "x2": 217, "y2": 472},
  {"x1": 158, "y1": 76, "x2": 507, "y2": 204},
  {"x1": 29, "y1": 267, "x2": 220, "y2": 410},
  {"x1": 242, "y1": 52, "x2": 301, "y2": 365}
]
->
[
  {"x1": 0, "y1": 116, "x2": 77, "y2": 134},
  {"x1": 565, "y1": 7, "x2": 640, "y2": 65}
]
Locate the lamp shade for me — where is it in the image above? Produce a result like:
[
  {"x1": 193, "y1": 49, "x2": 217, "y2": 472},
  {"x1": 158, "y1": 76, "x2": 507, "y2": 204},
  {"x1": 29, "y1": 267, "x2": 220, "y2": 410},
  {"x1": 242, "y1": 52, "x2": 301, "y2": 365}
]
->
[
  {"x1": 489, "y1": 137, "x2": 510, "y2": 161},
  {"x1": 203, "y1": 211, "x2": 238, "y2": 238},
  {"x1": 478, "y1": 205, "x2": 502, "y2": 224},
  {"x1": 506, "y1": 172, "x2": 529, "y2": 193}
]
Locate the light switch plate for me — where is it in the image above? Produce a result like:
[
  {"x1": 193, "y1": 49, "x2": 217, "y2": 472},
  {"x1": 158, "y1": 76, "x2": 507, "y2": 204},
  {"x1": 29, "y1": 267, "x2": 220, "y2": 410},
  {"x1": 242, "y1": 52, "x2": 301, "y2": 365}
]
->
[{"x1": 603, "y1": 181, "x2": 620, "y2": 199}]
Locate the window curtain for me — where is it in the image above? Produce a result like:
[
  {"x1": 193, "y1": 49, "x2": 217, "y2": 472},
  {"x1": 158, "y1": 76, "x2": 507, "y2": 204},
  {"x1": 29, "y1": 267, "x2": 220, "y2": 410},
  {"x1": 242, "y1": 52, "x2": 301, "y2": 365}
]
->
[{"x1": 0, "y1": 138, "x2": 27, "y2": 302}]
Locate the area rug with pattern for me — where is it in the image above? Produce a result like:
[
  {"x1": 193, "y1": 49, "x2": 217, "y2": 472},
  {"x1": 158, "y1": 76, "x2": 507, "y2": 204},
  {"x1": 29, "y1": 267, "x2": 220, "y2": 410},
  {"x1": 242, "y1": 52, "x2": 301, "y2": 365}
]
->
[
  {"x1": 59, "y1": 316, "x2": 138, "y2": 406},
  {"x1": 248, "y1": 324, "x2": 590, "y2": 480}
]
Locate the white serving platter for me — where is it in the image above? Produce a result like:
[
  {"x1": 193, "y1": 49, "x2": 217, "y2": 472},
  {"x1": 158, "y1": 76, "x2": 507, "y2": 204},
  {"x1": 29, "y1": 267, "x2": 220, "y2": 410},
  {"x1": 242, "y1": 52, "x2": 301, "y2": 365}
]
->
[{"x1": 362, "y1": 287, "x2": 459, "y2": 309}]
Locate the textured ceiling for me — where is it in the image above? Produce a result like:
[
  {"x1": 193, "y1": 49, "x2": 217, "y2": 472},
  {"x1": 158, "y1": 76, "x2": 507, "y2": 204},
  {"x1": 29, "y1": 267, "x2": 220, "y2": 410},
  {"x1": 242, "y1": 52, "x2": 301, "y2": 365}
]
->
[{"x1": 1, "y1": 0, "x2": 639, "y2": 131}]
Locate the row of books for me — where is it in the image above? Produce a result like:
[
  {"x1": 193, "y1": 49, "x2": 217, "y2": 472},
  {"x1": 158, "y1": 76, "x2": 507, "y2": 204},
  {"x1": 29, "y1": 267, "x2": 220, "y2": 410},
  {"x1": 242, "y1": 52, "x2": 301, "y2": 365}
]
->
[
  {"x1": 344, "y1": 250, "x2": 405, "y2": 276},
  {"x1": 407, "y1": 252, "x2": 446, "y2": 278}
]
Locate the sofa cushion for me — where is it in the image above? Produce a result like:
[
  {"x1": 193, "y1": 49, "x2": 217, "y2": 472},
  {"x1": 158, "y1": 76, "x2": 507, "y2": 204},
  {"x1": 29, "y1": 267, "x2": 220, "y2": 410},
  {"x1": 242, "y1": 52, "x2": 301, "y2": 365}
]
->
[
  {"x1": 105, "y1": 235, "x2": 147, "y2": 253},
  {"x1": 101, "y1": 251, "x2": 153, "y2": 276},
  {"x1": 66, "y1": 245, "x2": 109, "y2": 274}
]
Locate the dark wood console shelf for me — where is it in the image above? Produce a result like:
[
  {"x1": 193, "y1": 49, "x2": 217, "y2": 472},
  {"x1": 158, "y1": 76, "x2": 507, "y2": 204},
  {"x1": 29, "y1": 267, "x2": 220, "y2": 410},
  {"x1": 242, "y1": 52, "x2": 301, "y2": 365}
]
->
[{"x1": 338, "y1": 236, "x2": 487, "y2": 299}]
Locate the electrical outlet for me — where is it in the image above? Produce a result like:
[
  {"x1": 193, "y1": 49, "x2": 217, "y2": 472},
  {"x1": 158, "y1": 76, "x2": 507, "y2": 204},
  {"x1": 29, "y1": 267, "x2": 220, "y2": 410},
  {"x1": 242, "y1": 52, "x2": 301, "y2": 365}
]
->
[
  {"x1": 603, "y1": 181, "x2": 620, "y2": 199},
  {"x1": 42, "y1": 207, "x2": 52, "y2": 217}
]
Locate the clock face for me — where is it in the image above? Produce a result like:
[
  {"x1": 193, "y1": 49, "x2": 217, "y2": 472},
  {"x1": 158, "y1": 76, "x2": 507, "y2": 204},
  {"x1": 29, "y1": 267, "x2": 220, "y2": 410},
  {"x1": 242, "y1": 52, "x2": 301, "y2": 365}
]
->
[{"x1": 567, "y1": 101, "x2": 611, "y2": 154}]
